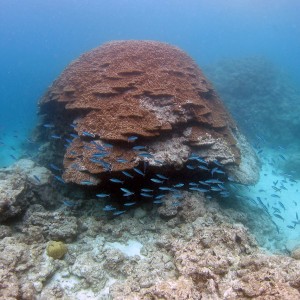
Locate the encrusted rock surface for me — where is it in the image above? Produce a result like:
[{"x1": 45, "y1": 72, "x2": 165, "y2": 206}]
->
[
  {"x1": 38, "y1": 40, "x2": 259, "y2": 185},
  {"x1": 1, "y1": 176, "x2": 299, "y2": 299}
]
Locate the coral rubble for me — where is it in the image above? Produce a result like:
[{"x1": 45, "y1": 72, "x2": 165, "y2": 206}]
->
[{"x1": 38, "y1": 40, "x2": 259, "y2": 186}]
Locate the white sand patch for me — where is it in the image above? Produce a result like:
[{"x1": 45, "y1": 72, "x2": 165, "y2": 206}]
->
[
  {"x1": 237, "y1": 148, "x2": 300, "y2": 243},
  {"x1": 105, "y1": 239, "x2": 144, "y2": 258}
]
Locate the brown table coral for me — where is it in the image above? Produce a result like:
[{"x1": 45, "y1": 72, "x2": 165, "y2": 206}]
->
[{"x1": 38, "y1": 40, "x2": 259, "y2": 186}]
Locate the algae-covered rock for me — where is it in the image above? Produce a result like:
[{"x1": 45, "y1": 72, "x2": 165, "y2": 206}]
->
[{"x1": 46, "y1": 241, "x2": 68, "y2": 259}]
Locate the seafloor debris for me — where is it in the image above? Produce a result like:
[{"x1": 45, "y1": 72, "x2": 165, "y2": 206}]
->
[{"x1": 37, "y1": 40, "x2": 259, "y2": 187}]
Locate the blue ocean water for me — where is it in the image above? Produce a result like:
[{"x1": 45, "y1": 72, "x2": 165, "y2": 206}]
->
[{"x1": 1, "y1": 0, "x2": 300, "y2": 244}]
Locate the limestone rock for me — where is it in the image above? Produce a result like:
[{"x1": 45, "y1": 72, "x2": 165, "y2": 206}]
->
[
  {"x1": 0, "y1": 159, "x2": 55, "y2": 222},
  {"x1": 0, "y1": 172, "x2": 29, "y2": 222}
]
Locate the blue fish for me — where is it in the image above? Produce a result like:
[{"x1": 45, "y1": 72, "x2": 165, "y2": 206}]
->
[
  {"x1": 273, "y1": 213, "x2": 284, "y2": 221},
  {"x1": 198, "y1": 165, "x2": 210, "y2": 171},
  {"x1": 113, "y1": 210, "x2": 126, "y2": 216},
  {"x1": 156, "y1": 174, "x2": 169, "y2": 180},
  {"x1": 173, "y1": 183, "x2": 184, "y2": 188},
  {"x1": 70, "y1": 133, "x2": 79, "y2": 138},
  {"x1": 154, "y1": 159, "x2": 164, "y2": 164},
  {"x1": 103, "y1": 205, "x2": 116, "y2": 211},
  {"x1": 186, "y1": 165, "x2": 196, "y2": 170},
  {"x1": 110, "y1": 178, "x2": 124, "y2": 184},
  {"x1": 82, "y1": 131, "x2": 95, "y2": 138},
  {"x1": 153, "y1": 200, "x2": 163, "y2": 204},
  {"x1": 196, "y1": 157, "x2": 208, "y2": 165},
  {"x1": 92, "y1": 152, "x2": 109, "y2": 158},
  {"x1": 280, "y1": 185, "x2": 287, "y2": 191},
  {"x1": 189, "y1": 187, "x2": 209, "y2": 192},
  {"x1": 96, "y1": 193, "x2": 110, "y2": 198},
  {"x1": 62, "y1": 200, "x2": 78, "y2": 207},
  {"x1": 220, "y1": 191, "x2": 230, "y2": 197},
  {"x1": 227, "y1": 176, "x2": 235, "y2": 182},
  {"x1": 121, "y1": 171, "x2": 134, "y2": 179},
  {"x1": 80, "y1": 180, "x2": 95, "y2": 185},
  {"x1": 51, "y1": 134, "x2": 61, "y2": 139},
  {"x1": 128, "y1": 136, "x2": 138, "y2": 142},
  {"x1": 151, "y1": 178, "x2": 164, "y2": 184},
  {"x1": 138, "y1": 152, "x2": 154, "y2": 158},
  {"x1": 141, "y1": 188, "x2": 153, "y2": 192},
  {"x1": 172, "y1": 193, "x2": 183, "y2": 199},
  {"x1": 120, "y1": 188, "x2": 134, "y2": 195},
  {"x1": 54, "y1": 175, "x2": 65, "y2": 184},
  {"x1": 187, "y1": 154, "x2": 200, "y2": 161},
  {"x1": 213, "y1": 159, "x2": 223, "y2": 167},
  {"x1": 33, "y1": 175, "x2": 41, "y2": 183},
  {"x1": 132, "y1": 146, "x2": 146, "y2": 151},
  {"x1": 103, "y1": 143, "x2": 113, "y2": 148},
  {"x1": 83, "y1": 145, "x2": 93, "y2": 150},
  {"x1": 158, "y1": 187, "x2": 173, "y2": 191},
  {"x1": 43, "y1": 123, "x2": 55, "y2": 128},
  {"x1": 140, "y1": 192, "x2": 153, "y2": 198},
  {"x1": 122, "y1": 193, "x2": 133, "y2": 197},
  {"x1": 211, "y1": 167, "x2": 218, "y2": 176},
  {"x1": 205, "y1": 179, "x2": 224, "y2": 184},
  {"x1": 210, "y1": 186, "x2": 223, "y2": 192},
  {"x1": 116, "y1": 158, "x2": 128, "y2": 163},
  {"x1": 215, "y1": 169, "x2": 225, "y2": 175},
  {"x1": 124, "y1": 202, "x2": 136, "y2": 206},
  {"x1": 199, "y1": 181, "x2": 210, "y2": 186},
  {"x1": 25, "y1": 138, "x2": 35, "y2": 144},
  {"x1": 90, "y1": 158, "x2": 104, "y2": 164},
  {"x1": 271, "y1": 194, "x2": 280, "y2": 198},
  {"x1": 133, "y1": 167, "x2": 145, "y2": 176},
  {"x1": 90, "y1": 141, "x2": 105, "y2": 150},
  {"x1": 278, "y1": 201, "x2": 286, "y2": 211}
]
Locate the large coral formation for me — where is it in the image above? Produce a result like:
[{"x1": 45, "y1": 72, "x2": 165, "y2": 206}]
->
[{"x1": 38, "y1": 40, "x2": 259, "y2": 185}]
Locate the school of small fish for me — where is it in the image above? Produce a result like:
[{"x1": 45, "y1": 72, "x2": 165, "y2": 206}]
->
[
  {"x1": 41, "y1": 123, "x2": 234, "y2": 217},
  {"x1": 1, "y1": 123, "x2": 299, "y2": 239}
]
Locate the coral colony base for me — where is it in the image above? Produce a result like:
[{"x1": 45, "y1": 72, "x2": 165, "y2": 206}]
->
[{"x1": 0, "y1": 41, "x2": 300, "y2": 299}]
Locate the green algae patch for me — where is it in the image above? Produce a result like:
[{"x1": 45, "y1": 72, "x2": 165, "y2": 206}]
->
[{"x1": 46, "y1": 241, "x2": 68, "y2": 259}]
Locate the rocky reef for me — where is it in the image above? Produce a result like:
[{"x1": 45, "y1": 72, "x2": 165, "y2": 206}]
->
[
  {"x1": 204, "y1": 56, "x2": 300, "y2": 145},
  {"x1": 0, "y1": 161, "x2": 299, "y2": 299},
  {"x1": 37, "y1": 40, "x2": 259, "y2": 187}
]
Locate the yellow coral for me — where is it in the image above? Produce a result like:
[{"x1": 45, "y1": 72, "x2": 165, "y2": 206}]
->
[{"x1": 46, "y1": 241, "x2": 67, "y2": 259}]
